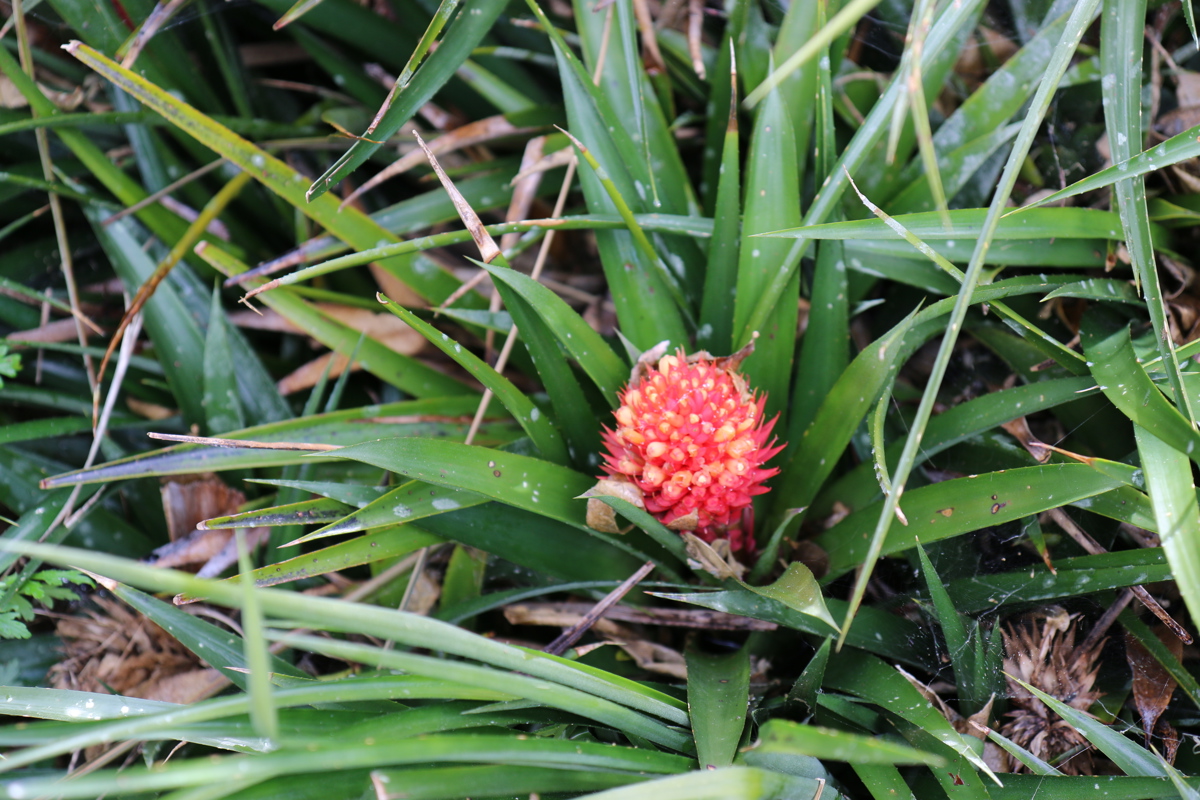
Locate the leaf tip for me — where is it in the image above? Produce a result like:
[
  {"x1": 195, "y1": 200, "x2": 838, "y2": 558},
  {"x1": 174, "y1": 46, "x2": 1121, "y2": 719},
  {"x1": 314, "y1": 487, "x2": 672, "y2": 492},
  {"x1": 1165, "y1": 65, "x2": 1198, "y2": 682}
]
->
[{"x1": 555, "y1": 125, "x2": 586, "y2": 155}]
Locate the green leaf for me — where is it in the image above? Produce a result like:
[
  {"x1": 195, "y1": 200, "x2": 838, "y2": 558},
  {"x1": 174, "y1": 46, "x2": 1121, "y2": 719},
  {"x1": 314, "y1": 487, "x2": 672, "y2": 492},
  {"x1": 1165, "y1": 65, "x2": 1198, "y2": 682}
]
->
[
  {"x1": 88, "y1": 209, "x2": 206, "y2": 427},
  {"x1": 653, "y1": 589, "x2": 932, "y2": 670},
  {"x1": 1, "y1": 730, "x2": 691, "y2": 797},
  {"x1": 744, "y1": 0, "x2": 884, "y2": 108},
  {"x1": 698, "y1": 56, "x2": 741, "y2": 353},
  {"x1": 1134, "y1": 425, "x2": 1200, "y2": 647},
  {"x1": 751, "y1": 718, "x2": 945, "y2": 766},
  {"x1": 982, "y1": 725, "x2": 1061, "y2": 776},
  {"x1": 0, "y1": 541, "x2": 691, "y2": 728},
  {"x1": 750, "y1": 563, "x2": 837, "y2": 632},
  {"x1": 891, "y1": 123, "x2": 1021, "y2": 213},
  {"x1": 306, "y1": 0, "x2": 506, "y2": 199},
  {"x1": 0, "y1": 675, "x2": 517, "y2": 769},
  {"x1": 731, "y1": 72, "x2": 802, "y2": 413},
  {"x1": 197, "y1": 243, "x2": 476, "y2": 399},
  {"x1": 246, "y1": 479, "x2": 386, "y2": 509},
  {"x1": 202, "y1": 285, "x2": 246, "y2": 435},
  {"x1": 440, "y1": 544, "x2": 487, "y2": 625},
  {"x1": 1100, "y1": 0, "x2": 1196, "y2": 427},
  {"x1": 560, "y1": 132, "x2": 692, "y2": 325},
  {"x1": 763, "y1": 206, "x2": 1132, "y2": 242},
  {"x1": 815, "y1": 464, "x2": 1129, "y2": 580},
  {"x1": 947, "y1": 548, "x2": 1172, "y2": 613},
  {"x1": 789, "y1": 238, "x2": 850, "y2": 445},
  {"x1": 65, "y1": 42, "x2": 470, "y2": 309},
  {"x1": 852, "y1": 764, "x2": 917, "y2": 800},
  {"x1": 1007, "y1": 673, "x2": 1165, "y2": 777},
  {"x1": 914, "y1": 542, "x2": 986, "y2": 711},
  {"x1": 326, "y1": 438, "x2": 661, "y2": 571},
  {"x1": 41, "y1": 397, "x2": 514, "y2": 488},
  {"x1": 686, "y1": 643, "x2": 749, "y2": 768},
  {"x1": 583, "y1": 495, "x2": 688, "y2": 564},
  {"x1": 772, "y1": 306, "x2": 919, "y2": 524},
  {"x1": 1043, "y1": 277, "x2": 1142, "y2": 304},
  {"x1": 378, "y1": 298, "x2": 567, "y2": 464},
  {"x1": 0, "y1": 44, "x2": 190, "y2": 250},
  {"x1": 491, "y1": 268, "x2": 601, "y2": 470},
  {"x1": 361, "y1": 766, "x2": 646, "y2": 800},
  {"x1": 814, "y1": 377, "x2": 1099, "y2": 515},
  {"x1": 262, "y1": 633, "x2": 692, "y2": 751},
  {"x1": 0, "y1": 612, "x2": 30, "y2": 640},
  {"x1": 529, "y1": 767, "x2": 818, "y2": 800},
  {"x1": 482, "y1": 263, "x2": 627, "y2": 403},
  {"x1": 825, "y1": 649, "x2": 1000, "y2": 784},
  {"x1": 1084, "y1": 322, "x2": 1200, "y2": 465},
  {"x1": 295, "y1": 480, "x2": 487, "y2": 542},
  {"x1": 733, "y1": 0, "x2": 987, "y2": 340},
  {"x1": 836, "y1": 0, "x2": 1106, "y2": 641},
  {"x1": 194, "y1": 496, "x2": 348, "y2": 527},
  {"x1": 327, "y1": 439, "x2": 582, "y2": 531},
  {"x1": 1022, "y1": 119, "x2": 1200, "y2": 210},
  {"x1": 112, "y1": 584, "x2": 306, "y2": 689},
  {"x1": 523, "y1": 0, "x2": 687, "y2": 348},
  {"x1": 179, "y1": 525, "x2": 445, "y2": 599},
  {"x1": 421, "y1": 504, "x2": 653, "y2": 584}
]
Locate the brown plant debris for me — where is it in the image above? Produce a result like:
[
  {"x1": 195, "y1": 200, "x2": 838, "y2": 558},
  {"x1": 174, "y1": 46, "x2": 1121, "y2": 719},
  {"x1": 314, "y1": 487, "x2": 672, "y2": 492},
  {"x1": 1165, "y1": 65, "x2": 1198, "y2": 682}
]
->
[
  {"x1": 1124, "y1": 625, "x2": 1182, "y2": 763},
  {"x1": 998, "y1": 608, "x2": 1106, "y2": 775},
  {"x1": 49, "y1": 594, "x2": 220, "y2": 704}
]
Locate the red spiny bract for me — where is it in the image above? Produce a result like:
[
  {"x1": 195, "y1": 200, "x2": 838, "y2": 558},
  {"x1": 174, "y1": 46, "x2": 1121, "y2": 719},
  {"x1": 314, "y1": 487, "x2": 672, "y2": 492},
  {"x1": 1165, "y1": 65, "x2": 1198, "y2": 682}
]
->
[{"x1": 600, "y1": 348, "x2": 783, "y2": 555}]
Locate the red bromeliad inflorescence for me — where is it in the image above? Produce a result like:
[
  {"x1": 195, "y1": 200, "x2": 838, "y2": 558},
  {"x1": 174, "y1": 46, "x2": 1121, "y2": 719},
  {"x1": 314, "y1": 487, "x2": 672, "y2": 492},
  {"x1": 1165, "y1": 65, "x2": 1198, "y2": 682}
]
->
[{"x1": 599, "y1": 348, "x2": 784, "y2": 556}]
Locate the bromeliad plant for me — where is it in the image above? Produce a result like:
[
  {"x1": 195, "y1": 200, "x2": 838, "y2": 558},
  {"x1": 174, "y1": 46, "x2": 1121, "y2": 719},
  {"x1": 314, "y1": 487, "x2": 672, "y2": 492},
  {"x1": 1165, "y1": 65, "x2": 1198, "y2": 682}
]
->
[{"x1": 2, "y1": 0, "x2": 1200, "y2": 798}]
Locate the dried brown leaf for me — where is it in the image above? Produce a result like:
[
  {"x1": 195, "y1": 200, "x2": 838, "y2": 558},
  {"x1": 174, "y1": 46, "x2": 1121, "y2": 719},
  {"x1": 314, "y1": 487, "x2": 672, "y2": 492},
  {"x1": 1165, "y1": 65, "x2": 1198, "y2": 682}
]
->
[
  {"x1": 504, "y1": 601, "x2": 776, "y2": 631},
  {"x1": 999, "y1": 417, "x2": 1053, "y2": 463},
  {"x1": 581, "y1": 477, "x2": 644, "y2": 534},
  {"x1": 1125, "y1": 625, "x2": 1182, "y2": 756},
  {"x1": 161, "y1": 474, "x2": 245, "y2": 541},
  {"x1": 682, "y1": 532, "x2": 745, "y2": 581}
]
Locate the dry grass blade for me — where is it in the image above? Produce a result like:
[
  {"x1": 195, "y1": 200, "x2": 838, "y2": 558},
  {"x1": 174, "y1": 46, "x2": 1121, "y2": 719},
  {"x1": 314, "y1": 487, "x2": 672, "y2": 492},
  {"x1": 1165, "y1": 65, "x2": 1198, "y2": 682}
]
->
[
  {"x1": 340, "y1": 116, "x2": 541, "y2": 210},
  {"x1": 500, "y1": 135, "x2": 548, "y2": 252},
  {"x1": 413, "y1": 131, "x2": 502, "y2": 264},
  {"x1": 12, "y1": 0, "x2": 94, "y2": 393},
  {"x1": 544, "y1": 560, "x2": 656, "y2": 656},
  {"x1": 506, "y1": 602, "x2": 777, "y2": 631},
  {"x1": 119, "y1": 0, "x2": 192, "y2": 67},
  {"x1": 92, "y1": 171, "x2": 253, "y2": 423},
  {"x1": 60, "y1": 311, "x2": 144, "y2": 525},
  {"x1": 687, "y1": 0, "x2": 705, "y2": 78},
  {"x1": 102, "y1": 158, "x2": 228, "y2": 229},
  {"x1": 409, "y1": 118, "x2": 578, "y2": 446},
  {"x1": 1044, "y1": 507, "x2": 1191, "y2": 644},
  {"x1": 145, "y1": 433, "x2": 341, "y2": 451},
  {"x1": 631, "y1": 0, "x2": 667, "y2": 77},
  {"x1": 223, "y1": 239, "x2": 329, "y2": 287},
  {"x1": 361, "y1": 0, "x2": 462, "y2": 138}
]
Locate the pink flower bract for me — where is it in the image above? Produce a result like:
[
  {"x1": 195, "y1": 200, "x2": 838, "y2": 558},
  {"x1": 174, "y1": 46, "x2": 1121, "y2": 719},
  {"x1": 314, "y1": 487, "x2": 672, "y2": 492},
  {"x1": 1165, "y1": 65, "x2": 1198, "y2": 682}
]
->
[{"x1": 600, "y1": 348, "x2": 783, "y2": 555}]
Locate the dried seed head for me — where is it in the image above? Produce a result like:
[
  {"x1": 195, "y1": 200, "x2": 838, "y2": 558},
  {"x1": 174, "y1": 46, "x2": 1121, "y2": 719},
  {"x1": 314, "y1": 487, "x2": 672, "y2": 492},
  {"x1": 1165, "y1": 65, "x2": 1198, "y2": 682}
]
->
[
  {"x1": 998, "y1": 609, "x2": 1106, "y2": 775},
  {"x1": 599, "y1": 347, "x2": 783, "y2": 555}
]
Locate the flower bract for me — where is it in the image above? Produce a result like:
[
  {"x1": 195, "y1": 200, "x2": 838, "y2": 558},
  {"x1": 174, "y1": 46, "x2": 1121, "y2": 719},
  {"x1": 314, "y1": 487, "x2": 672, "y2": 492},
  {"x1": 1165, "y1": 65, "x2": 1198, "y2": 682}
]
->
[{"x1": 599, "y1": 347, "x2": 783, "y2": 555}]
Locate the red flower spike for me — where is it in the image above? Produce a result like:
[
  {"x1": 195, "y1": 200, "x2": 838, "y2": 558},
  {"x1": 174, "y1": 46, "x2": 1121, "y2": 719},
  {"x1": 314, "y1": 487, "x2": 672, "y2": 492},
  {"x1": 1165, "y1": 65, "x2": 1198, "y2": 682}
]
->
[{"x1": 599, "y1": 347, "x2": 784, "y2": 555}]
